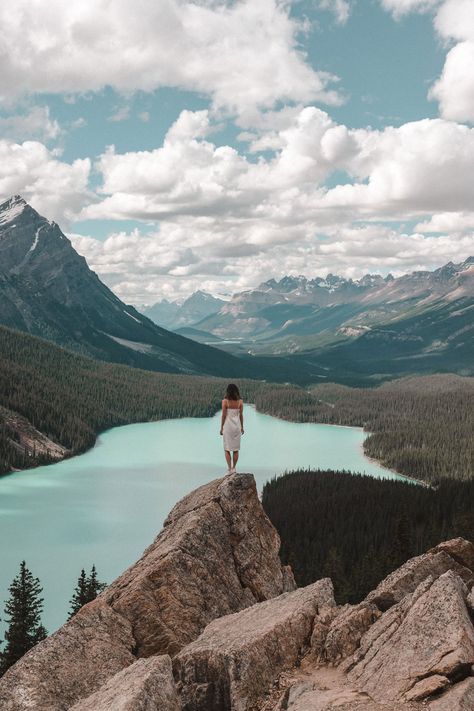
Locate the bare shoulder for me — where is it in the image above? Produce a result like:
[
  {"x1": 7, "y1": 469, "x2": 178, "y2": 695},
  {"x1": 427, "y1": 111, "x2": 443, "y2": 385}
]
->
[
  {"x1": 239, "y1": 399, "x2": 244, "y2": 409},
  {"x1": 222, "y1": 398, "x2": 228, "y2": 407}
]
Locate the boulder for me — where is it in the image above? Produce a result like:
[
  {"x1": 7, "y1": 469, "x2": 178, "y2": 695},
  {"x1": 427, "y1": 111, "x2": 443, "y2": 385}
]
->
[
  {"x1": 175, "y1": 579, "x2": 335, "y2": 711},
  {"x1": 366, "y1": 547, "x2": 474, "y2": 611},
  {"x1": 323, "y1": 602, "x2": 381, "y2": 664},
  {"x1": 70, "y1": 655, "x2": 180, "y2": 711},
  {"x1": 346, "y1": 571, "x2": 474, "y2": 703},
  {"x1": 429, "y1": 678, "x2": 474, "y2": 710},
  {"x1": 0, "y1": 599, "x2": 136, "y2": 711},
  {"x1": 103, "y1": 473, "x2": 295, "y2": 656},
  {"x1": 429, "y1": 538, "x2": 474, "y2": 572}
]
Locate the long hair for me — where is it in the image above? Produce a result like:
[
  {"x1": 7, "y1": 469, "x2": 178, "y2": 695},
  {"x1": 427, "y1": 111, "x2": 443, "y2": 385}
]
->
[{"x1": 225, "y1": 383, "x2": 241, "y2": 401}]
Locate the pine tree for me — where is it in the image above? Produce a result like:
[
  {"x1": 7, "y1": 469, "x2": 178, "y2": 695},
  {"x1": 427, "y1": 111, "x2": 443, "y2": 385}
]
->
[
  {"x1": 87, "y1": 565, "x2": 107, "y2": 598},
  {"x1": 68, "y1": 569, "x2": 89, "y2": 619},
  {"x1": 68, "y1": 566, "x2": 107, "y2": 619},
  {"x1": 0, "y1": 561, "x2": 47, "y2": 675}
]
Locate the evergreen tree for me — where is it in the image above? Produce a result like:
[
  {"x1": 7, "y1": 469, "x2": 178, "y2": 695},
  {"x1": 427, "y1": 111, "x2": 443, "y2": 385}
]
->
[
  {"x1": 68, "y1": 569, "x2": 89, "y2": 619},
  {"x1": 68, "y1": 565, "x2": 107, "y2": 619},
  {"x1": 87, "y1": 565, "x2": 107, "y2": 598},
  {"x1": 0, "y1": 562, "x2": 47, "y2": 675}
]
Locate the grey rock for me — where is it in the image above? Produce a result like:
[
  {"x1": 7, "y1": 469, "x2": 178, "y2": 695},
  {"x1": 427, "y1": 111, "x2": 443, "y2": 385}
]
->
[
  {"x1": 0, "y1": 599, "x2": 136, "y2": 711},
  {"x1": 366, "y1": 546, "x2": 474, "y2": 611},
  {"x1": 175, "y1": 579, "x2": 334, "y2": 711},
  {"x1": 323, "y1": 602, "x2": 381, "y2": 664},
  {"x1": 346, "y1": 571, "x2": 474, "y2": 703},
  {"x1": 70, "y1": 655, "x2": 180, "y2": 711},
  {"x1": 104, "y1": 473, "x2": 295, "y2": 656},
  {"x1": 429, "y1": 677, "x2": 474, "y2": 710},
  {"x1": 0, "y1": 473, "x2": 291, "y2": 710}
]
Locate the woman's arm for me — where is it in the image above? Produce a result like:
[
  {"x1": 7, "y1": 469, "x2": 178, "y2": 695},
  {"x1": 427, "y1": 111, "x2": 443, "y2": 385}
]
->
[
  {"x1": 220, "y1": 399, "x2": 227, "y2": 435},
  {"x1": 239, "y1": 400, "x2": 244, "y2": 434}
]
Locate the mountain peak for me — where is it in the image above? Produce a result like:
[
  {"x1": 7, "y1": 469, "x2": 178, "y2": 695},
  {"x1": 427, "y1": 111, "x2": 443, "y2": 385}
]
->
[{"x1": 0, "y1": 195, "x2": 28, "y2": 227}]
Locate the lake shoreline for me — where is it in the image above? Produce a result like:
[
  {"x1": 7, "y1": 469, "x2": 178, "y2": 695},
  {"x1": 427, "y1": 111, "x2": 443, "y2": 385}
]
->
[{"x1": 2, "y1": 403, "x2": 420, "y2": 486}]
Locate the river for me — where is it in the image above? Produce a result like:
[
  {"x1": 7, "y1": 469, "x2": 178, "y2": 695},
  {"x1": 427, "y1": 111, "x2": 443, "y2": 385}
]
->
[{"x1": 0, "y1": 406, "x2": 405, "y2": 634}]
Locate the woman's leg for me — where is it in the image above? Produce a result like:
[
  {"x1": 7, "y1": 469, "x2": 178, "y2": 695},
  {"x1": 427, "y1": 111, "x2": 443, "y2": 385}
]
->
[
  {"x1": 232, "y1": 451, "x2": 239, "y2": 470},
  {"x1": 225, "y1": 450, "x2": 232, "y2": 471}
]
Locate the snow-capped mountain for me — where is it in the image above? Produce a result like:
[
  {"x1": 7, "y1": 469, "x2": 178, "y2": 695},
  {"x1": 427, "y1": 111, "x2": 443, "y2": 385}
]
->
[
  {"x1": 0, "y1": 196, "x2": 261, "y2": 378},
  {"x1": 191, "y1": 259, "x2": 474, "y2": 350}
]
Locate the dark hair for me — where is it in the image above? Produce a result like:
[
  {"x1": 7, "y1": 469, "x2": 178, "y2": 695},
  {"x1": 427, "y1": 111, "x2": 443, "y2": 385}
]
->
[{"x1": 225, "y1": 383, "x2": 241, "y2": 401}]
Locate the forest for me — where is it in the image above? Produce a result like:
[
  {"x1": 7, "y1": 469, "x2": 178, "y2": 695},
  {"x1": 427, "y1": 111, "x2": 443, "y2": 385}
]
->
[
  {"x1": 255, "y1": 375, "x2": 474, "y2": 483},
  {"x1": 262, "y1": 468, "x2": 474, "y2": 604}
]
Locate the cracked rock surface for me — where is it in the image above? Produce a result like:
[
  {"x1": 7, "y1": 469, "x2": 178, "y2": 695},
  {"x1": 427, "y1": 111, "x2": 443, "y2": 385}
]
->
[{"x1": 174, "y1": 578, "x2": 335, "y2": 711}]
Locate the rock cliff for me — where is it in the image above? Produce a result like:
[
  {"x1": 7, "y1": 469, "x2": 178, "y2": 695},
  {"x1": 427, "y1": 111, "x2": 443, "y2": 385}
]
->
[{"x1": 1, "y1": 472, "x2": 473, "y2": 711}]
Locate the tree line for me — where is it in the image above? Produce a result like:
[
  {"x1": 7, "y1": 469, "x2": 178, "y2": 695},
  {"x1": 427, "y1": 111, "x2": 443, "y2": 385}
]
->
[
  {"x1": 262, "y1": 468, "x2": 474, "y2": 605},
  {"x1": 254, "y1": 374, "x2": 474, "y2": 483},
  {"x1": 0, "y1": 562, "x2": 106, "y2": 676}
]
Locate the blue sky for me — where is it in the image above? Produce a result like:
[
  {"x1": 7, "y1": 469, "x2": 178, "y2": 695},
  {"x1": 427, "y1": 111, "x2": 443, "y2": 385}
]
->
[{"x1": 0, "y1": 0, "x2": 473, "y2": 303}]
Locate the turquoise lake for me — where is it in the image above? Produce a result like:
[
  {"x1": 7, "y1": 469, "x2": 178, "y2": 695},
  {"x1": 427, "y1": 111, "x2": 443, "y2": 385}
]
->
[{"x1": 0, "y1": 407, "x2": 405, "y2": 634}]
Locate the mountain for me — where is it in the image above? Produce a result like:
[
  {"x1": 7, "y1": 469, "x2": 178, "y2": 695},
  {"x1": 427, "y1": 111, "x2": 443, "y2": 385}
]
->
[
  {"x1": 2, "y1": 471, "x2": 474, "y2": 710},
  {"x1": 0, "y1": 196, "x2": 312, "y2": 381},
  {"x1": 192, "y1": 258, "x2": 474, "y2": 359},
  {"x1": 143, "y1": 290, "x2": 225, "y2": 330}
]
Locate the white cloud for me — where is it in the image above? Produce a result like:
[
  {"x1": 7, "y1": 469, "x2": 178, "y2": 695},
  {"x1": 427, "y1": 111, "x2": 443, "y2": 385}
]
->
[
  {"x1": 0, "y1": 0, "x2": 342, "y2": 117},
  {"x1": 381, "y1": 0, "x2": 474, "y2": 122},
  {"x1": 429, "y1": 0, "x2": 474, "y2": 122},
  {"x1": 0, "y1": 106, "x2": 61, "y2": 142},
  {"x1": 70, "y1": 221, "x2": 474, "y2": 304},
  {"x1": 68, "y1": 107, "x2": 474, "y2": 300},
  {"x1": 318, "y1": 0, "x2": 351, "y2": 24},
  {"x1": 380, "y1": 0, "x2": 441, "y2": 17},
  {"x1": 107, "y1": 106, "x2": 131, "y2": 123},
  {"x1": 83, "y1": 108, "x2": 474, "y2": 226},
  {"x1": 0, "y1": 140, "x2": 91, "y2": 223},
  {"x1": 416, "y1": 211, "x2": 474, "y2": 232}
]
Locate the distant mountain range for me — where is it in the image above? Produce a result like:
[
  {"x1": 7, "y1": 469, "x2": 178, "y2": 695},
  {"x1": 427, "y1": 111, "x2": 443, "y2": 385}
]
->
[{"x1": 144, "y1": 260, "x2": 474, "y2": 373}]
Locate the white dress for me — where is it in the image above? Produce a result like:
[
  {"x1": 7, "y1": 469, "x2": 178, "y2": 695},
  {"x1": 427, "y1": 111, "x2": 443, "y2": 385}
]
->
[{"x1": 223, "y1": 403, "x2": 242, "y2": 451}]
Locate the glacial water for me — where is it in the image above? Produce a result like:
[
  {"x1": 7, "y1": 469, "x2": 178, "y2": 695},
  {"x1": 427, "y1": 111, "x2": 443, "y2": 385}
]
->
[{"x1": 0, "y1": 406, "x2": 406, "y2": 634}]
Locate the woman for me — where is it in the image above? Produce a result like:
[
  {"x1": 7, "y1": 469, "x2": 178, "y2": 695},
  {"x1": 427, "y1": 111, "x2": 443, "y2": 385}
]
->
[{"x1": 220, "y1": 383, "x2": 244, "y2": 474}]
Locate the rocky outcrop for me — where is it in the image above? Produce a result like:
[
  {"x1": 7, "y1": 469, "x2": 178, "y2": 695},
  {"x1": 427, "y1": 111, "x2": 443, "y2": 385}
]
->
[
  {"x1": 0, "y1": 600, "x2": 136, "y2": 711},
  {"x1": 174, "y1": 579, "x2": 335, "y2": 711},
  {"x1": 70, "y1": 656, "x2": 180, "y2": 711},
  {"x1": 1, "y1": 471, "x2": 474, "y2": 711},
  {"x1": 0, "y1": 473, "x2": 293, "y2": 711},
  {"x1": 345, "y1": 571, "x2": 474, "y2": 703}
]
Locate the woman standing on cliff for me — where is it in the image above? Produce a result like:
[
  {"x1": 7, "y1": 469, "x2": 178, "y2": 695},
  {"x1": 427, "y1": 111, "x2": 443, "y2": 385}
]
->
[{"x1": 220, "y1": 384, "x2": 244, "y2": 474}]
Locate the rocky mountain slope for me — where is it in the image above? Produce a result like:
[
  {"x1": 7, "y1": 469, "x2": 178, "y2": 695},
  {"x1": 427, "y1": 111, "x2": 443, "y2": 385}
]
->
[
  {"x1": 1, "y1": 472, "x2": 474, "y2": 710},
  {"x1": 177, "y1": 259, "x2": 474, "y2": 360},
  {"x1": 143, "y1": 290, "x2": 225, "y2": 331},
  {"x1": 0, "y1": 196, "x2": 302, "y2": 380}
]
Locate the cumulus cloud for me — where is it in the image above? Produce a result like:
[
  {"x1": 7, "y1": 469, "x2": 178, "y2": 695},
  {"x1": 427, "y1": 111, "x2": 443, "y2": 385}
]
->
[
  {"x1": 0, "y1": 106, "x2": 61, "y2": 142},
  {"x1": 70, "y1": 221, "x2": 474, "y2": 304},
  {"x1": 429, "y1": 0, "x2": 474, "y2": 122},
  {"x1": 83, "y1": 108, "x2": 474, "y2": 226},
  {"x1": 0, "y1": 0, "x2": 342, "y2": 117},
  {"x1": 67, "y1": 106, "x2": 474, "y2": 301},
  {"x1": 0, "y1": 141, "x2": 91, "y2": 222},
  {"x1": 381, "y1": 0, "x2": 474, "y2": 122}
]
